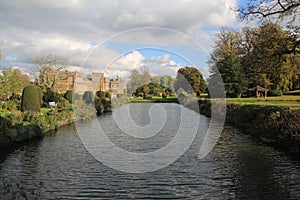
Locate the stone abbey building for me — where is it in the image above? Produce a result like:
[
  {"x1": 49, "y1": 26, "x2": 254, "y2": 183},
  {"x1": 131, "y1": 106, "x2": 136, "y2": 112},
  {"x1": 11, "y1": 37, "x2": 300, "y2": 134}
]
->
[{"x1": 38, "y1": 69, "x2": 126, "y2": 96}]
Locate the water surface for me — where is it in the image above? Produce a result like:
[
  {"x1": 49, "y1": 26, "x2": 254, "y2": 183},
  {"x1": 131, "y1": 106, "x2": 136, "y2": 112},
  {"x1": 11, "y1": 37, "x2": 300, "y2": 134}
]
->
[{"x1": 0, "y1": 103, "x2": 299, "y2": 199}]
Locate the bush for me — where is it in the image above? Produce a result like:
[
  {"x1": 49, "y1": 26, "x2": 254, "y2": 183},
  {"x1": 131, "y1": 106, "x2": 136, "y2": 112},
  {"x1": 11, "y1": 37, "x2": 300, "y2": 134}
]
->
[
  {"x1": 64, "y1": 90, "x2": 74, "y2": 104},
  {"x1": 82, "y1": 91, "x2": 94, "y2": 104},
  {"x1": 269, "y1": 89, "x2": 283, "y2": 96},
  {"x1": 116, "y1": 93, "x2": 123, "y2": 98},
  {"x1": 43, "y1": 87, "x2": 61, "y2": 104},
  {"x1": 21, "y1": 85, "x2": 42, "y2": 112},
  {"x1": 96, "y1": 91, "x2": 106, "y2": 99},
  {"x1": 105, "y1": 92, "x2": 111, "y2": 99},
  {"x1": 95, "y1": 96, "x2": 111, "y2": 115}
]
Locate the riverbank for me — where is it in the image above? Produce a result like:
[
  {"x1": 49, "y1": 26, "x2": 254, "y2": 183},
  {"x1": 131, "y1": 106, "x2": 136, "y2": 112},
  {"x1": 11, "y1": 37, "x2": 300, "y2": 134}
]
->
[
  {"x1": 0, "y1": 97, "x2": 114, "y2": 150},
  {"x1": 195, "y1": 99, "x2": 300, "y2": 154}
]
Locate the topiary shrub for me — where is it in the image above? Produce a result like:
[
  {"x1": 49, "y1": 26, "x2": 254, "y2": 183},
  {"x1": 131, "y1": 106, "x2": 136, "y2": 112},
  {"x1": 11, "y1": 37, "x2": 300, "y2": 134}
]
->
[
  {"x1": 21, "y1": 85, "x2": 42, "y2": 112},
  {"x1": 82, "y1": 91, "x2": 94, "y2": 104},
  {"x1": 64, "y1": 90, "x2": 74, "y2": 104}
]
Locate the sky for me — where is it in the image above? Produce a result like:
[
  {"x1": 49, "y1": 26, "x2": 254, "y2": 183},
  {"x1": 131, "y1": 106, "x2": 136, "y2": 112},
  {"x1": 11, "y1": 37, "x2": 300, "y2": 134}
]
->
[{"x1": 0, "y1": 0, "x2": 246, "y2": 80}]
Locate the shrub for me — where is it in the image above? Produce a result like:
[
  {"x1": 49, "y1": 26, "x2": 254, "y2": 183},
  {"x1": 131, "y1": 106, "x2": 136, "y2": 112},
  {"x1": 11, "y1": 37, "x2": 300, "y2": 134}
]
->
[
  {"x1": 96, "y1": 91, "x2": 106, "y2": 99},
  {"x1": 105, "y1": 92, "x2": 111, "y2": 99},
  {"x1": 95, "y1": 96, "x2": 111, "y2": 115},
  {"x1": 64, "y1": 90, "x2": 74, "y2": 104},
  {"x1": 43, "y1": 87, "x2": 61, "y2": 104},
  {"x1": 21, "y1": 85, "x2": 42, "y2": 112},
  {"x1": 82, "y1": 91, "x2": 94, "y2": 104},
  {"x1": 116, "y1": 93, "x2": 123, "y2": 98}
]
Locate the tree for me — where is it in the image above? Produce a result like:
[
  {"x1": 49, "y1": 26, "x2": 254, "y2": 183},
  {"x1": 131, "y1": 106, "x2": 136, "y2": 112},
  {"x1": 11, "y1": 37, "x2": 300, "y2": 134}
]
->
[
  {"x1": 34, "y1": 53, "x2": 69, "y2": 91},
  {"x1": 0, "y1": 68, "x2": 30, "y2": 99},
  {"x1": 208, "y1": 28, "x2": 246, "y2": 98},
  {"x1": 127, "y1": 67, "x2": 151, "y2": 96},
  {"x1": 241, "y1": 22, "x2": 299, "y2": 95},
  {"x1": 21, "y1": 85, "x2": 43, "y2": 112},
  {"x1": 151, "y1": 76, "x2": 175, "y2": 93},
  {"x1": 174, "y1": 66, "x2": 207, "y2": 96},
  {"x1": 238, "y1": 0, "x2": 300, "y2": 23}
]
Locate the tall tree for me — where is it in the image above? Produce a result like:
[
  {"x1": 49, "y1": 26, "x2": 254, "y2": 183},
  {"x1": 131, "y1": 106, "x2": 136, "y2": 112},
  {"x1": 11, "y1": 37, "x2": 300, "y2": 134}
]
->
[
  {"x1": 174, "y1": 66, "x2": 207, "y2": 96},
  {"x1": 34, "y1": 53, "x2": 68, "y2": 91},
  {"x1": 241, "y1": 22, "x2": 299, "y2": 95},
  {"x1": 208, "y1": 29, "x2": 245, "y2": 98},
  {"x1": 127, "y1": 67, "x2": 151, "y2": 96},
  {"x1": 0, "y1": 68, "x2": 30, "y2": 99},
  {"x1": 238, "y1": 0, "x2": 300, "y2": 23}
]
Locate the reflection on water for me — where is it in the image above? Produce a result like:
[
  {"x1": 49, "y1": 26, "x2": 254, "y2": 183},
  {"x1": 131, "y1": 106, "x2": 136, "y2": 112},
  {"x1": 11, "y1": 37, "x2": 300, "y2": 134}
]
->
[{"x1": 0, "y1": 103, "x2": 299, "y2": 199}]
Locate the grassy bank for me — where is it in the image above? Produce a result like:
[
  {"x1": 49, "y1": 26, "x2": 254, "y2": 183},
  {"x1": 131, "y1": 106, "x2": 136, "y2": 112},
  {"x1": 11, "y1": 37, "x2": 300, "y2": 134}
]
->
[
  {"x1": 196, "y1": 98, "x2": 300, "y2": 154},
  {"x1": 227, "y1": 96, "x2": 300, "y2": 108}
]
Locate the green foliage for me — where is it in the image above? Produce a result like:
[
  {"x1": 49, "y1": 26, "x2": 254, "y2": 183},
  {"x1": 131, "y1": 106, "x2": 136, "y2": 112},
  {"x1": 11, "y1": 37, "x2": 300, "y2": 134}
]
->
[
  {"x1": 64, "y1": 90, "x2": 74, "y2": 103},
  {"x1": 95, "y1": 96, "x2": 111, "y2": 115},
  {"x1": 208, "y1": 23, "x2": 300, "y2": 97},
  {"x1": 96, "y1": 90, "x2": 106, "y2": 98},
  {"x1": 21, "y1": 85, "x2": 42, "y2": 112},
  {"x1": 82, "y1": 91, "x2": 94, "y2": 104},
  {"x1": 175, "y1": 66, "x2": 207, "y2": 96},
  {"x1": 127, "y1": 68, "x2": 152, "y2": 96},
  {"x1": 0, "y1": 68, "x2": 30, "y2": 100},
  {"x1": 43, "y1": 87, "x2": 61, "y2": 104},
  {"x1": 208, "y1": 29, "x2": 245, "y2": 98}
]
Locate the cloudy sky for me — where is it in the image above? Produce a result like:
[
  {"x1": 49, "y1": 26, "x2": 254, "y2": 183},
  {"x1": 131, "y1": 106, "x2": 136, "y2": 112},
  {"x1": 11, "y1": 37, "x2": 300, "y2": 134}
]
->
[{"x1": 0, "y1": 0, "x2": 245, "y2": 79}]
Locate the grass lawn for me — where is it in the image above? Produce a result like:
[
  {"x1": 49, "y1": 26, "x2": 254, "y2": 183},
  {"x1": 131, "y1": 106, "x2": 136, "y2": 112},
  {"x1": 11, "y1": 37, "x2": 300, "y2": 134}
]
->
[
  {"x1": 129, "y1": 96, "x2": 179, "y2": 103},
  {"x1": 226, "y1": 95, "x2": 300, "y2": 109}
]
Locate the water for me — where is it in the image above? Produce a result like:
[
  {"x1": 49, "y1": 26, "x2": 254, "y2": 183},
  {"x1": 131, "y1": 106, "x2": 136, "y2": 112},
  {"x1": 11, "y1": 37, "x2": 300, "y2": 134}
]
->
[{"x1": 0, "y1": 103, "x2": 299, "y2": 199}]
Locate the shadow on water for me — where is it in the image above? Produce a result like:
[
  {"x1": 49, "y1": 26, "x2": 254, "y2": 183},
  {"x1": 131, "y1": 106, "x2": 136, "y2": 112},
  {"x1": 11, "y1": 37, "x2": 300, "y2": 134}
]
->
[{"x1": 0, "y1": 104, "x2": 299, "y2": 199}]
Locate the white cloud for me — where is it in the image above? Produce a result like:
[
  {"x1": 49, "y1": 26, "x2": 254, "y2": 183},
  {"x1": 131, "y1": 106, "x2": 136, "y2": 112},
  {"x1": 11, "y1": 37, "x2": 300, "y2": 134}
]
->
[{"x1": 0, "y1": 0, "x2": 240, "y2": 77}]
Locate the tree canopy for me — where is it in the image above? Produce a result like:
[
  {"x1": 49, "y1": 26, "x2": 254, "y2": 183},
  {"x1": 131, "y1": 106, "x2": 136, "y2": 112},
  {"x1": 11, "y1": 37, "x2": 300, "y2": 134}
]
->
[
  {"x1": 0, "y1": 68, "x2": 30, "y2": 100},
  {"x1": 209, "y1": 23, "x2": 300, "y2": 97},
  {"x1": 238, "y1": 0, "x2": 300, "y2": 23},
  {"x1": 174, "y1": 66, "x2": 207, "y2": 97},
  {"x1": 34, "y1": 53, "x2": 69, "y2": 91}
]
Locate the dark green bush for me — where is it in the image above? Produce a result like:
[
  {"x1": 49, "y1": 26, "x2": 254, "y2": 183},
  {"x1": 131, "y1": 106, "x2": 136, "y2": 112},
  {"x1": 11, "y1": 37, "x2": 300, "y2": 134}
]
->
[
  {"x1": 94, "y1": 96, "x2": 111, "y2": 115},
  {"x1": 64, "y1": 90, "x2": 74, "y2": 103},
  {"x1": 105, "y1": 92, "x2": 111, "y2": 99},
  {"x1": 116, "y1": 93, "x2": 123, "y2": 98},
  {"x1": 96, "y1": 91, "x2": 106, "y2": 99},
  {"x1": 21, "y1": 85, "x2": 42, "y2": 112},
  {"x1": 83, "y1": 91, "x2": 94, "y2": 104},
  {"x1": 43, "y1": 87, "x2": 61, "y2": 104}
]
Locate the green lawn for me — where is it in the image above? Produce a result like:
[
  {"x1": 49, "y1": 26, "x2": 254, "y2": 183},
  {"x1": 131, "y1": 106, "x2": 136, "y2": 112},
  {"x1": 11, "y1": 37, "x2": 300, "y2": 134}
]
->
[
  {"x1": 226, "y1": 95, "x2": 300, "y2": 108},
  {"x1": 129, "y1": 93, "x2": 300, "y2": 109},
  {"x1": 129, "y1": 96, "x2": 179, "y2": 103}
]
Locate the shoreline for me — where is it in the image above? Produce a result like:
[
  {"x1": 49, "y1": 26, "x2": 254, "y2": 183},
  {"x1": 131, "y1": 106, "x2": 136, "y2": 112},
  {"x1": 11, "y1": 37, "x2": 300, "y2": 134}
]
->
[
  {"x1": 194, "y1": 99, "x2": 300, "y2": 154},
  {"x1": 0, "y1": 117, "x2": 76, "y2": 150}
]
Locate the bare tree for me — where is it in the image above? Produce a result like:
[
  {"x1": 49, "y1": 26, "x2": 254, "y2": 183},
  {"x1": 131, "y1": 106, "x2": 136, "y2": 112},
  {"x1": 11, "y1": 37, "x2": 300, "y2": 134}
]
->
[
  {"x1": 33, "y1": 53, "x2": 69, "y2": 90},
  {"x1": 238, "y1": 0, "x2": 300, "y2": 23}
]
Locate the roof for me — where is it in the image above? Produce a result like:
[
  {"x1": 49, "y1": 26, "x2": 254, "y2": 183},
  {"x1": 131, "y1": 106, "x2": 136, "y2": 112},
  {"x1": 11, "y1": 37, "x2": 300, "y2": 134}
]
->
[{"x1": 248, "y1": 85, "x2": 269, "y2": 92}]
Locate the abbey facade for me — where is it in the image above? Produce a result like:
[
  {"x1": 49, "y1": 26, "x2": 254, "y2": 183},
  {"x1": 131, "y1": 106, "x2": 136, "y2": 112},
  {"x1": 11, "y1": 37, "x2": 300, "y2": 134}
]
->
[{"x1": 39, "y1": 70, "x2": 126, "y2": 96}]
